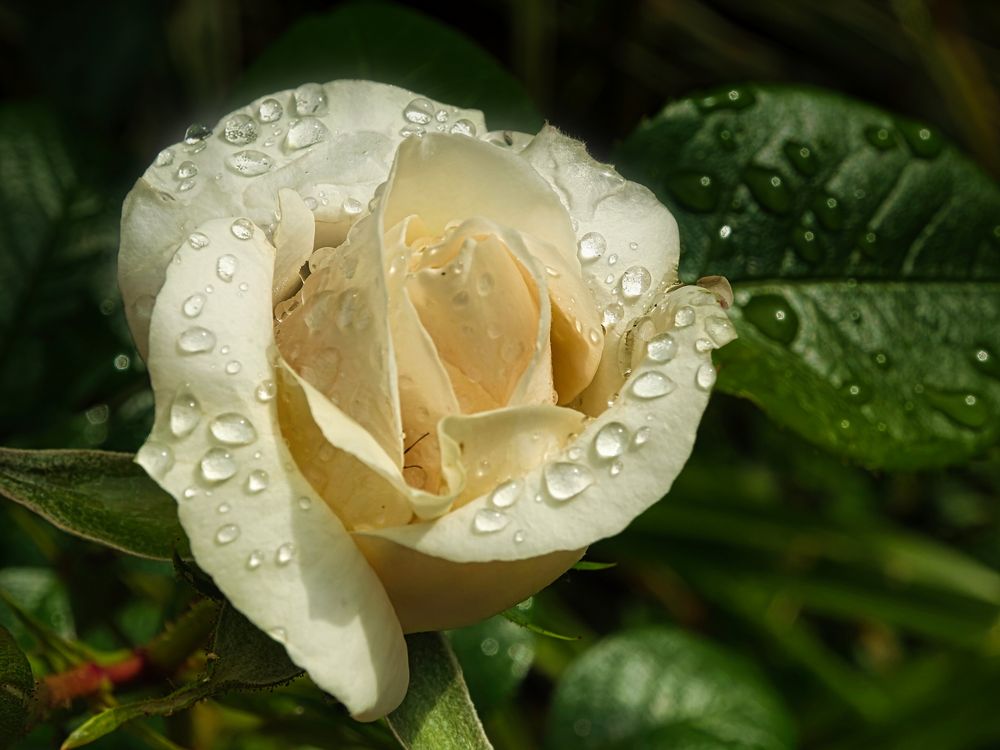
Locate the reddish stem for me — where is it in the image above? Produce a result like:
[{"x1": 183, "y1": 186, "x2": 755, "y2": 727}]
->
[{"x1": 42, "y1": 648, "x2": 148, "y2": 707}]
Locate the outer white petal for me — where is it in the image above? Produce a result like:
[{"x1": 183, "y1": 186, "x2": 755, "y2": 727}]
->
[
  {"x1": 359, "y1": 284, "x2": 734, "y2": 563},
  {"x1": 272, "y1": 188, "x2": 314, "y2": 303},
  {"x1": 120, "y1": 80, "x2": 486, "y2": 358},
  {"x1": 136, "y1": 217, "x2": 407, "y2": 720}
]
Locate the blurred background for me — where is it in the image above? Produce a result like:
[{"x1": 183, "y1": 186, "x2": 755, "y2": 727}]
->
[{"x1": 1, "y1": 1, "x2": 999, "y2": 749}]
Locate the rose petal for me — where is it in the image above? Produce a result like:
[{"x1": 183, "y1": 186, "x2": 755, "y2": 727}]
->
[
  {"x1": 272, "y1": 188, "x2": 315, "y2": 304},
  {"x1": 120, "y1": 81, "x2": 486, "y2": 358},
  {"x1": 359, "y1": 284, "x2": 729, "y2": 564},
  {"x1": 137, "y1": 217, "x2": 407, "y2": 720}
]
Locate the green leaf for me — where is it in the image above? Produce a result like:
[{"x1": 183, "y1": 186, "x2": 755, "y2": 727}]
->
[
  {"x1": 0, "y1": 625, "x2": 34, "y2": 748},
  {"x1": 616, "y1": 85, "x2": 1000, "y2": 470},
  {"x1": 501, "y1": 599, "x2": 580, "y2": 641},
  {"x1": 62, "y1": 603, "x2": 301, "y2": 748},
  {"x1": 231, "y1": 2, "x2": 541, "y2": 132},
  {"x1": 386, "y1": 632, "x2": 493, "y2": 750},
  {"x1": 448, "y1": 615, "x2": 535, "y2": 717},
  {"x1": 546, "y1": 627, "x2": 795, "y2": 750},
  {"x1": 0, "y1": 448, "x2": 186, "y2": 560},
  {"x1": 573, "y1": 561, "x2": 618, "y2": 571}
]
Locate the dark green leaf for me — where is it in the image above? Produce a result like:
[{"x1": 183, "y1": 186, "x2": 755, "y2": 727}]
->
[
  {"x1": 0, "y1": 625, "x2": 34, "y2": 748},
  {"x1": 232, "y1": 3, "x2": 541, "y2": 132},
  {"x1": 386, "y1": 632, "x2": 493, "y2": 750},
  {"x1": 616, "y1": 85, "x2": 1000, "y2": 470},
  {"x1": 0, "y1": 448, "x2": 186, "y2": 560},
  {"x1": 62, "y1": 603, "x2": 302, "y2": 748},
  {"x1": 546, "y1": 627, "x2": 795, "y2": 750},
  {"x1": 448, "y1": 615, "x2": 535, "y2": 717}
]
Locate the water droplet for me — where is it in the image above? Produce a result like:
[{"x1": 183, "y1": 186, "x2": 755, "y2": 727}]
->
[
  {"x1": 182, "y1": 487, "x2": 198, "y2": 501},
  {"x1": 184, "y1": 123, "x2": 212, "y2": 145},
  {"x1": 607, "y1": 253, "x2": 618, "y2": 266},
  {"x1": 342, "y1": 197, "x2": 363, "y2": 215},
  {"x1": 646, "y1": 333, "x2": 676, "y2": 362},
  {"x1": 924, "y1": 389, "x2": 989, "y2": 429},
  {"x1": 217, "y1": 502, "x2": 231, "y2": 514},
  {"x1": 155, "y1": 149, "x2": 174, "y2": 167},
  {"x1": 297, "y1": 496, "x2": 312, "y2": 511},
  {"x1": 246, "y1": 470, "x2": 269, "y2": 493},
  {"x1": 695, "y1": 337, "x2": 716, "y2": 352},
  {"x1": 812, "y1": 194, "x2": 844, "y2": 230},
  {"x1": 215, "y1": 524, "x2": 240, "y2": 545},
  {"x1": 514, "y1": 530, "x2": 526, "y2": 543},
  {"x1": 588, "y1": 328, "x2": 601, "y2": 345},
  {"x1": 665, "y1": 173, "x2": 719, "y2": 212},
  {"x1": 490, "y1": 480, "x2": 522, "y2": 508},
  {"x1": 182, "y1": 293, "x2": 205, "y2": 318},
  {"x1": 477, "y1": 273, "x2": 494, "y2": 296},
  {"x1": 705, "y1": 316, "x2": 736, "y2": 346},
  {"x1": 898, "y1": 121, "x2": 944, "y2": 158},
  {"x1": 226, "y1": 149, "x2": 273, "y2": 176},
  {"x1": 633, "y1": 426, "x2": 651, "y2": 447},
  {"x1": 246, "y1": 551, "x2": 263, "y2": 570},
  {"x1": 972, "y1": 347, "x2": 1000, "y2": 380},
  {"x1": 222, "y1": 113, "x2": 258, "y2": 145},
  {"x1": 674, "y1": 306, "x2": 695, "y2": 328},
  {"x1": 214, "y1": 254, "x2": 238, "y2": 283},
  {"x1": 200, "y1": 448, "x2": 237, "y2": 482},
  {"x1": 258, "y1": 98, "x2": 283, "y2": 123},
  {"x1": 210, "y1": 413, "x2": 257, "y2": 445},
  {"x1": 293, "y1": 83, "x2": 327, "y2": 116},
  {"x1": 842, "y1": 381, "x2": 870, "y2": 404},
  {"x1": 225, "y1": 360, "x2": 242, "y2": 375},
  {"x1": 602, "y1": 302, "x2": 625, "y2": 327},
  {"x1": 138, "y1": 442, "x2": 174, "y2": 476},
  {"x1": 742, "y1": 294, "x2": 799, "y2": 344},
  {"x1": 450, "y1": 119, "x2": 477, "y2": 136},
  {"x1": 285, "y1": 117, "x2": 329, "y2": 150},
  {"x1": 577, "y1": 232, "x2": 606, "y2": 263},
  {"x1": 269, "y1": 627, "x2": 287, "y2": 642},
  {"x1": 175, "y1": 160, "x2": 198, "y2": 180},
  {"x1": 473, "y1": 509, "x2": 510, "y2": 533},
  {"x1": 609, "y1": 460, "x2": 623, "y2": 477},
  {"x1": 275, "y1": 543, "x2": 296, "y2": 566},
  {"x1": 619, "y1": 266, "x2": 652, "y2": 300},
  {"x1": 403, "y1": 98, "x2": 435, "y2": 125},
  {"x1": 696, "y1": 87, "x2": 755, "y2": 111},
  {"x1": 864, "y1": 125, "x2": 896, "y2": 150},
  {"x1": 782, "y1": 141, "x2": 818, "y2": 176},
  {"x1": 238, "y1": 282, "x2": 249, "y2": 292},
  {"x1": 631, "y1": 371, "x2": 675, "y2": 399},
  {"x1": 187, "y1": 232, "x2": 210, "y2": 249},
  {"x1": 544, "y1": 462, "x2": 595, "y2": 502},
  {"x1": 792, "y1": 226, "x2": 823, "y2": 263},
  {"x1": 170, "y1": 390, "x2": 201, "y2": 437},
  {"x1": 230, "y1": 218, "x2": 254, "y2": 240},
  {"x1": 594, "y1": 422, "x2": 629, "y2": 459},
  {"x1": 178, "y1": 327, "x2": 216, "y2": 354},
  {"x1": 744, "y1": 166, "x2": 792, "y2": 214},
  {"x1": 255, "y1": 379, "x2": 277, "y2": 401},
  {"x1": 696, "y1": 363, "x2": 717, "y2": 390}
]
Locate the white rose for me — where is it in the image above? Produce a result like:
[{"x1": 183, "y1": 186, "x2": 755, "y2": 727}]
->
[{"x1": 119, "y1": 80, "x2": 735, "y2": 720}]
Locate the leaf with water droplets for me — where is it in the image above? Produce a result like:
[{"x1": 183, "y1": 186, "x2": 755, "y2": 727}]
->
[
  {"x1": 0, "y1": 448, "x2": 187, "y2": 560},
  {"x1": 0, "y1": 625, "x2": 34, "y2": 746},
  {"x1": 617, "y1": 84, "x2": 1000, "y2": 469}
]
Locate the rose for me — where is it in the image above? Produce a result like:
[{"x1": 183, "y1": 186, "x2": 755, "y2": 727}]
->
[{"x1": 119, "y1": 80, "x2": 735, "y2": 719}]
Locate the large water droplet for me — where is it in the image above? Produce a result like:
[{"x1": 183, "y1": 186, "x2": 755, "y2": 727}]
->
[
  {"x1": 285, "y1": 117, "x2": 329, "y2": 150},
  {"x1": 187, "y1": 232, "x2": 210, "y2": 249},
  {"x1": 619, "y1": 266, "x2": 652, "y2": 300},
  {"x1": 176, "y1": 160, "x2": 198, "y2": 179},
  {"x1": 544, "y1": 462, "x2": 595, "y2": 502},
  {"x1": 246, "y1": 469, "x2": 269, "y2": 493},
  {"x1": 577, "y1": 232, "x2": 606, "y2": 263},
  {"x1": 184, "y1": 124, "x2": 212, "y2": 145},
  {"x1": 155, "y1": 149, "x2": 174, "y2": 167},
  {"x1": 674, "y1": 306, "x2": 695, "y2": 328},
  {"x1": 696, "y1": 363, "x2": 717, "y2": 390},
  {"x1": 744, "y1": 166, "x2": 793, "y2": 214},
  {"x1": 230, "y1": 218, "x2": 254, "y2": 240},
  {"x1": 665, "y1": 173, "x2": 719, "y2": 212},
  {"x1": 602, "y1": 302, "x2": 625, "y2": 327},
  {"x1": 403, "y1": 98, "x2": 435, "y2": 125},
  {"x1": 646, "y1": 333, "x2": 677, "y2": 362},
  {"x1": 490, "y1": 480, "x2": 522, "y2": 508},
  {"x1": 226, "y1": 150, "x2": 273, "y2": 176},
  {"x1": 294, "y1": 83, "x2": 327, "y2": 116},
  {"x1": 255, "y1": 379, "x2": 277, "y2": 401},
  {"x1": 215, "y1": 524, "x2": 240, "y2": 545},
  {"x1": 138, "y1": 442, "x2": 174, "y2": 476},
  {"x1": 210, "y1": 413, "x2": 257, "y2": 445},
  {"x1": 223, "y1": 114, "x2": 258, "y2": 145},
  {"x1": 449, "y1": 118, "x2": 477, "y2": 136},
  {"x1": 275, "y1": 543, "x2": 296, "y2": 566},
  {"x1": 473, "y1": 509, "x2": 510, "y2": 533},
  {"x1": 631, "y1": 371, "x2": 676, "y2": 399},
  {"x1": 216, "y1": 254, "x2": 238, "y2": 283},
  {"x1": 225, "y1": 360, "x2": 242, "y2": 375},
  {"x1": 258, "y1": 98, "x2": 283, "y2": 123},
  {"x1": 170, "y1": 390, "x2": 201, "y2": 437},
  {"x1": 178, "y1": 327, "x2": 216, "y2": 354},
  {"x1": 182, "y1": 293, "x2": 205, "y2": 318},
  {"x1": 594, "y1": 422, "x2": 629, "y2": 459},
  {"x1": 200, "y1": 448, "x2": 237, "y2": 482},
  {"x1": 742, "y1": 294, "x2": 799, "y2": 344},
  {"x1": 246, "y1": 550, "x2": 263, "y2": 570}
]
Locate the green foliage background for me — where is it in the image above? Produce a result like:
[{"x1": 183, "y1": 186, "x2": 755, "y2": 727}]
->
[{"x1": 1, "y1": 1, "x2": 998, "y2": 749}]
